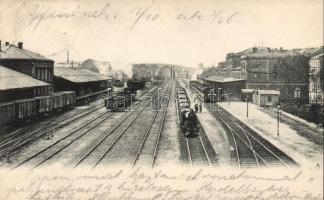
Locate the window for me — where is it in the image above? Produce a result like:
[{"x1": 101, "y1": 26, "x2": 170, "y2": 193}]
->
[
  {"x1": 294, "y1": 88, "x2": 301, "y2": 98},
  {"x1": 44, "y1": 69, "x2": 48, "y2": 81},
  {"x1": 268, "y1": 95, "x2": 271, "y2": 102}
]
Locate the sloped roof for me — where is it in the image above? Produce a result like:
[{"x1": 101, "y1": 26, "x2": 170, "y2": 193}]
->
[
  {"x1": 257, "y1": 90, "x2": 280, "y2": 95},
  {"x1": 0, "y1": 65, "x2": 50, "y2": 90},
  {"x1": 54, "y1": 67, "x2": 110, "y2": 83},
  {"x1": 0, "y1": 45, "x2": 52, "y2": 61},
  {"x1": 310, "y1": 46, "x2": 324, "y2": 59},
  {"x1": 203, "y1": 76, "x2": 244, "y2": 82},
  {"x1": 242, "y1": 89, "x2": 254, "y2": 93}
]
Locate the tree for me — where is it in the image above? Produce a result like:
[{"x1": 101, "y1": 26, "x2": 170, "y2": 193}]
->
[{"x1": 272, "y1": 55, "x2": 310, "y2": 101}]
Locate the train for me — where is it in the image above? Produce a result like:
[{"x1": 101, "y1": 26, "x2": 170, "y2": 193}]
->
[
  {"x1": 189, "y1": 80, "x2": 215, "y2": 103},
  {"x1": 176, "y1": 87, "x2": 199, "y2": 137},
  {"x1": 127, "y1": 79, "x2": 146, "y2": 95},
  {"x1": 0, "y1": 91, "x2": 76, "y2": 127},
  {"x1": 104, "y1": 79, "x2": 146, "y2": 111}
]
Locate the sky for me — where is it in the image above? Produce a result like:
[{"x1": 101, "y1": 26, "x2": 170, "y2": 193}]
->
[{"x1": 0, "y1": 0, "x2": 323, "y2": 74}]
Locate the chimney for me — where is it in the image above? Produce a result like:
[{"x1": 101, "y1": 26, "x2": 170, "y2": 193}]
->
[
  {"x1": 252, "y1": 47, "x2": 257, "y2": 53},
  {"x1": 280, "y1": 47, "x2": 283, "y2": 52},
  {"x1": 18, "y1": 42, "x2": 23, "y2": 49},
  {"x1": 5, "y1": 42, "x2": 9, "y2": 46}
]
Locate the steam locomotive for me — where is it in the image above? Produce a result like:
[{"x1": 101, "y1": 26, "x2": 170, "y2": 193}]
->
[
  {"x1": 104, "y1": 79, "x2": 146, "y2": 111},
  {"x1": 176, "y1": 87, "x2": 199, "y2": 137}
]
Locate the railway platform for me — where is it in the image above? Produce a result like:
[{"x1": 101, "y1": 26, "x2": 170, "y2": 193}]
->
[
  {"x1": 218, "y1": 102, "x2": 323, "y2": 168},
  {"x1": 178, "y1": 80, "x2": 232, "y2": 166}
]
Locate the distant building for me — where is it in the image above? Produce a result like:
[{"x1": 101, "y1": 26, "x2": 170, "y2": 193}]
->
[
  {"x1": 309, "y1": 47, "x2": 324, "y2": 104},
  {"x1": 132, "y1": 63, "x2": 160, "y2": 81}
]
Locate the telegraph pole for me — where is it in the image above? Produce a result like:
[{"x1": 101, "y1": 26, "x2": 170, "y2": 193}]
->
[
  {"x1": 277, "y1": 103, "x2": 281, "y2": 136},
  {"x1": 246, "y1": 95, "x2": 249, "y2": 118}
]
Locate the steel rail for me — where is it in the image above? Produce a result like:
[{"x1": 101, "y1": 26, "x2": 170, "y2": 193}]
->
[
  {"x1": 185, "y1": 138, "x2": 193, "y2": 166},
  {"x1": 0, "y1": 105, "x2": 100, "y2": 148},
  {"x1": 12, "y1": 111, "x2": 111, "y2": 169},
  {"x1": 198, "y1": 136, "x2": 212, "y2": 166},
  {"x1": 31, "y1": 113, "x2": 114, "y2": 169},
  {"x1": 214, "y1": 110, "x2": 271, "y2": 167},
  {"x1": 217, "y1": 107, "x2": 260, "y2": 167},
  {"x1": 0, "y1": 106, "x2": 101, "y2": 158},
  {"x1": 130, "y1": 81, "x2": 172, "y2": 167},
  {"x1": 92, "y1": 105, "x2": 148, "y2": 169},
  {"x1": 218, "y1": 107, "x2": 290, "y2": 167},
  {"x1": 73, "y1": 85, "x2": 162, "y2": 168},
  {"x1": 151, "y1": 80, "x2": 172, "y2": 167},
  {"x1": 73, "y1": 103, "x2": 144, "y2": 168}
]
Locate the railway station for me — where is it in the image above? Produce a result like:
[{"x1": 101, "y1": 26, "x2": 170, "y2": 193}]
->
[
  {"x1": 0, "y1": 42, "x2": 322, "y2": 170},
  {"x1": 0, "y1": 63, "x2": 322, "y2": 169}
]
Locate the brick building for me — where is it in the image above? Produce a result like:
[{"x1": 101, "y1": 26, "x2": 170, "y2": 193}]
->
[
  {"x1": 0, "y1": 65, "x2": 50, "y2": 102},
  {"x1": 211, "y1": 47, "x2": 311, "y2": 103},
  {"x1": 309, "y1": 47, "x2": 324, "y2": 104},
  {"x1": 0, "y1": 42, "x2": 54, "y2": 95},
  {"x1": 54, "y1": 67, "x2": 110, "y2": 101}
]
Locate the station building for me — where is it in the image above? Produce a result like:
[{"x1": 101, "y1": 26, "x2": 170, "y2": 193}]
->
[
  {"x1": 0, "y1": 41, "x2": 54, "y2": 94},
  {"x1": 309, "y1": 47, "x2": 324, "y2": 104},
  {"x1": 0, "y1": 65, "x2": 50, "y2": 103},
  {"x1": 201, "y1": 76, "x2": 245, "y2": 101},
  {"x1": 53, "y1": 67, "x2": 111, "y2": 102},
  {"x1": 240, "y1": 48, "x2": 309, "y2": 104},
  {"x1": 204, "y1": 47, "x2": 312, "y2": 104}
]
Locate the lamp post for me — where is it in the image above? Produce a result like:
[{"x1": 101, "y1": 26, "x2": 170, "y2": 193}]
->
[
  {"x1": 246, "y1": 95, "x2": 249, "y2": 118},
  {"x1": 226, "y1": 93, "x2": 232, "y2": 106},
  {"x1": 217, "y1": 88, "x2": 222, "y2": 110},
  {"x1": 277, "y1": 102, "x2": 281, "y2": 137},
  {"x1": 210, "y1": 88, "x2": 215, "y2": 102},
  {"x1": 107, "y1": 87, "x2": 111, "y2": 97}
]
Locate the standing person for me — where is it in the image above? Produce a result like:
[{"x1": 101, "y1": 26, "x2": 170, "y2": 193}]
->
[
  {"x1": 87, "y1": 97, "x2": 90, "y2": 105},
  {"x1": 194, "y1": 103, "x2": 198, "y2": 113},
  {"x1": 199, "y1": 102, "x2": 202, "y2": 113}
]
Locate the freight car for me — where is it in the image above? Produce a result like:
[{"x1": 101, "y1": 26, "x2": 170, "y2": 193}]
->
[
  {"x1": 175, "y1": 88, "x2": 199, "y2": 137},
  {"x1": 35, "y1": 95, "x2": 53, "y2": 114},
  {"x1": 189, "y1": 81, "x2": 215, "y2": 103},
  {"x1": 0, "y1": 102, "x2": 15, "y2": 127},
  {"x1": 14, "y1": 98, "x2": 37, "y2": 120},
  {"x1": 0, "y1": 91, "x2": 76, "y2": 127}
]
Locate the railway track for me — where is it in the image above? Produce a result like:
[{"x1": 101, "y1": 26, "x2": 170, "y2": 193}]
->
[
  {"x1": 11, "y1": 111, "x2": 114, "y2": 169},
  {"x1": 184, "y1": 120, "x2": 219, "y2": 166},
  {"x1": 10, "y1": 85, "x2": 162, "y2": 169},
  {"x1": 72, "y1": 85, "x2": 165, "y2": 168},
  {"x1": 262, "y1": 108, "x2": 323, "y2": 145},
  {"x1": 175, "y1": 80, "x2": 218, "y2": 166},
  {"x1": 132, "y1": 81, "x2": 173, "y2": 167},
  {"x1": 1, "y1": 86, "x2": 156, "y2": 166},
  {"x1": 212, "y1": 105, "x2": 298, "y2": 168},
  {"x1": 0, "y1": 105, "x2": 102, "y2": 160}
]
